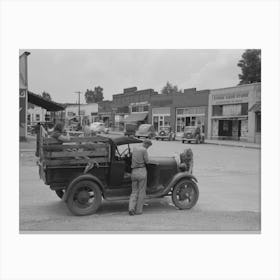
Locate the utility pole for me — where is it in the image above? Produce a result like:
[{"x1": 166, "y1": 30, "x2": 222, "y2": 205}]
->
[{"x1": 74, "y1": 91, "x2": 82, "y2": 124}]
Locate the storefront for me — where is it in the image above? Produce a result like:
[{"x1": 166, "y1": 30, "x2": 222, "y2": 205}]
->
[
  {"x1": 208, "y1": 83, "x2": 261, "y2": 142},
  {"x1": 175, "y1": 106, "x2": 206, "y2": 135},
  {"x1": 152, "y1": 107, "x2": 171, "y2": 132}
]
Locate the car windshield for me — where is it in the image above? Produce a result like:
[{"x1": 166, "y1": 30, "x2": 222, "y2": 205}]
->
[
  {"x1": 91, "y1": 123, "x2": 102, "y2": 128},
  {"x1": 184, "y1": 126, "x2": 196, "y2": 133},
  {"x1": 138, "y1": 124, "x2": 151, "y2": 132}
]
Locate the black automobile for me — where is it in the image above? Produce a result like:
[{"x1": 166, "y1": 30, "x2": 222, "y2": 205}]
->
[
  {"x1": 182, "y1": 126, "x2": 205, "y2": 144},
  {"x1": 38, "y1": 132, "x2": 199, "y2": 216},
  {"x1": 155, "y1": 126, "x2": 175, "y2": 141}
]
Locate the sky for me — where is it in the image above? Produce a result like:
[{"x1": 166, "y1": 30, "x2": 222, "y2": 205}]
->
[{"x1": 23, "y1": 49, "x2": 244, "y2": 104}]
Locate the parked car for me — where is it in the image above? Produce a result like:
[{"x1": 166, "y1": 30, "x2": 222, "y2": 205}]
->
[
  {"x1": 90, "y1": 122, "x2": 109, "y2": 134},
  {"x1": 124, "y1": 123, "x2": 138, "y2": 136},
  {"x1": 135, "y1": 124, "x2": 156, "y2": 139},
  {"x1": 38, "y1": 132, "x2": 199, "y2": 216},
  {"x1": 182, "y1": 126, "x2": 205, "y2": 144},
  {"x1": 155, "y1": 126, "x2": 175, "y2": 141}
]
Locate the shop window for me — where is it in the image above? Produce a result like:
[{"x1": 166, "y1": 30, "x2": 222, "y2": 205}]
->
[
  {"x1": 35, "y1": 114, "x2": 40, "y2": 122},
  {"x1": 131, "y1": 106, "x2": 137, "y2": 112},
  {"x1": 212, "y1": 105, "x2": 223, "y2": 116},
  {"x1": 177, "y1": 108, "x2": 184, "y2": 115},
  {"x1": 241, "y1": 103, "x2": 248, "y2": 115},
  {"x1": 222, "y1": 104, "x2": 241, "y2": 116},
  {"x1": 45, "y1": 114, "x2": 50, "y2": 122},
  {"x1": 256, "y1": 113, "x2": 261, "y2": 132},
  {"x1": 143, "y1": 105, "x2": 149, "y2": 112},
  {"x1": 27, "y1": 114, "x2": 31, "y2": 125}
]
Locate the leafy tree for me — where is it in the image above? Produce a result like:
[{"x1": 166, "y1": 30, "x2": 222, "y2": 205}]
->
[
  {"x1": 85, "y1": 86, "x2": 104, "y2": 103},
  {"x1": 41, "y1": 91, "x2": 52, "y2": 101},
  {"x1": 161, "y1": 81, "x2": 182, "y2": 94},
  {"x1": 237, "y1": 49, "x2": 261, "y2": 85}
]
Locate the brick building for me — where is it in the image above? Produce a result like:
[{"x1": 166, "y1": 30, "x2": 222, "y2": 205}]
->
[
  {"x1": 150, "y1": 88, "x2": 209, "y2": 136},
  {"x1": 112, "y1": 87, "x2": 158, "y2": 130}
]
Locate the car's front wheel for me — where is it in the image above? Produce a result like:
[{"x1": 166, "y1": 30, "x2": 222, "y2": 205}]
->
[
  {"x1": 66, "y1": 180, "x2": 102, "y2": 216},
  {"x1": 172, "y1": 179, "x2": 199, "y2": 210}
]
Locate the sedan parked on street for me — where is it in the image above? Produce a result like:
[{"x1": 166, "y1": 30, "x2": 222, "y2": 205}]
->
[{"x1": 90, "y1": 122, "x2": 109, "y2": 134}]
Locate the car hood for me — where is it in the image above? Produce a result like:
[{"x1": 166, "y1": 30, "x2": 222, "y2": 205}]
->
[{"x1": 149, "y1": 156, "x2": 177, "y2": 167}]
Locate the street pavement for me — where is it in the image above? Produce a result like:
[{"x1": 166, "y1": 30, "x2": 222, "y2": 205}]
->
[{"x1": 19, "y1": 135, "x2": 261, "y2": 232}]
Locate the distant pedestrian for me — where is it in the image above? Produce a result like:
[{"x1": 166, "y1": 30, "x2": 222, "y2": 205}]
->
[
  {"x1": 83, "y1": 120, "x2": 91, "y2": 137},
  {"x1": 129, "y1": 139, "x2": 152, "y2": 215}
]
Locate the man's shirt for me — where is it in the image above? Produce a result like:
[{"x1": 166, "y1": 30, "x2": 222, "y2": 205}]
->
[{"x1": 131, "y1": 146, "x2": 149, "y2": 169}]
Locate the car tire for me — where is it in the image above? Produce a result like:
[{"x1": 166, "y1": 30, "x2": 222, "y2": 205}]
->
[
  {"x1": 172, "y1": 179, "x2": 199, "y2": 210},
  {"x1": 182, "y1": 140, "x2": 185, "y2": 144},
  {"x1": 55, "y1": 189, "x2": 65, "y2": 199},
  {"x1": 156, "y1": 138, "x2": 159, "y2": 141},
  {"x1": 66, "y1": 180, "x2": 102, "y2": 216}
]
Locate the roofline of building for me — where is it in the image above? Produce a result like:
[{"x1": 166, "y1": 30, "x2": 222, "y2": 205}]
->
[{"x1": 209, "y1": 82, "x2": 261, "y2": 92}]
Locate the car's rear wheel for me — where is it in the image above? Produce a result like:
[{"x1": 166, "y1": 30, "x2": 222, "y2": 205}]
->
[
  {"x1": 66, "y1": 180, "x2": 102, "y2": 216},
  {"x1": 172, "y1": 179, "x2": 199, "y2": 210},
  {"x1": 55, "y1": 189, "x2": 65, "y2": 199},
  {"x1": 182, "y1": 140, "x2": 185, "y2": 144}
]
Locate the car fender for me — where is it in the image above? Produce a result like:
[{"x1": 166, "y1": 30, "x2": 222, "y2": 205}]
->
[
  {"x1": 164, "y1": 171, "x2": 198, "y2": 194},
  {"x1": 63, "y1": 174, "x2": 105, "y2": 202}
]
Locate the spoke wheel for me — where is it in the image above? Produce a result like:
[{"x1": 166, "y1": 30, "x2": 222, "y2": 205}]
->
[
  {"x1": 67, "y1": 180, "x2": 102, "y2": 216},
  {"x1": 172, "y1": 179, "x2": 199, "y2": 210}
]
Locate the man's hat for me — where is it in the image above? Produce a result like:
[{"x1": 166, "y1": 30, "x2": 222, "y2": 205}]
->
[{"x1": 143, "y1": 139, "x2": 152, "y2": 147}]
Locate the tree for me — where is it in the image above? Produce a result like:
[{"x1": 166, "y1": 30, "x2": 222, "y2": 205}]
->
[
  {"x1": 161, "y1": 81, "x2": 182, "y2": 94},
  {"x1": 237, "y1": 49, "x2": 261, "y2": 85},
  {"x1": 84, "y1": 86, "x2": 104, "y2": 103},
  {"x1": 41, "y1": 91, "x2": 52, "y2": 101}
]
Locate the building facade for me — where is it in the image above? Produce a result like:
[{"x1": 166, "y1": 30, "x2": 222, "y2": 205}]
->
[
  {"x1": 112, "y1": 87, "x2": 158, "y2": 130},
  {"x1": 207, "y1": 83, "x2": 261, "y2": 143},
  {"x1": 27, "y1": 105, "x2": 50, "y2": 125},
  {"x1": 97, "y1": 100, "x2": 114, "y2": 126},
  {"x1": 64, "y1": 103, "x2": 98, "y2": 124},
  {"x1": 150, "y1": 88, "x2": 209, "y2": 136}
]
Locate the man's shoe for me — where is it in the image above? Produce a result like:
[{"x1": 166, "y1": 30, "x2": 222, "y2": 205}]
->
[{"x1": 129, "y1": 210, "x2": 135, "y2": 216}]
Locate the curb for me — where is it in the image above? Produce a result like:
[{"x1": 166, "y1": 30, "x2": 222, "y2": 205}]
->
[{"x1": 204, "y1": 141, "x2": 261, "y2": 150}]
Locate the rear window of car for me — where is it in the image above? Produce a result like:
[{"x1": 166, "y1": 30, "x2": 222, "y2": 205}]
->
[
  {"x1": 184, "y1": 127, "x2": 195, "y2": 133},
  {"x1": 161, "y1": 127, "x2": 170, "y2": 132},
  {"x1": 138, "y1": 124, "x2": 151, "y2": 132}
]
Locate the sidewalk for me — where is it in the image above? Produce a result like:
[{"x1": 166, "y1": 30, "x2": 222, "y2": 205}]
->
[{"x1": 205, "y1": 139, "x2": 261, "y2": 149}]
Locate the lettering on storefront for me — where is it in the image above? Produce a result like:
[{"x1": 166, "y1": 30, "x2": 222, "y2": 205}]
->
[{"x1": 212, "y1": 90, "x2": 249, "y2": 105}]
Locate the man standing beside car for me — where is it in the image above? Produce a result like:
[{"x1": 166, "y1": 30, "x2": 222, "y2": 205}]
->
[{"x1": 129, "y1": 139, "x2": 152, "y2": 216}]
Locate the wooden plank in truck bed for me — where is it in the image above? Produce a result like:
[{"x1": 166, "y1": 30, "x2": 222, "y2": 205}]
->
[
  {"x1": 44, "y1": 149, "x2": 108, "y2": 158},
  {"x1": 44, "y1": 156, "x2": 109, "y2": 166},
  {"x1": 43, "y1": 136, "x2": 109, "y2": 145},
  {"x1": 42, "y1": 143, "x2": 108, "y2": 151}
]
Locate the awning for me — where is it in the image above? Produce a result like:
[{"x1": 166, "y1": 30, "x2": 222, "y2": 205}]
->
[
  {"x1": 124, "y1": 112, "x2": 148, "y2": 123},
  {"x1": 249, "y1": 101, "x2": 261, "y2": 112},
  {"x1": 28, "y1": 91, "x2": 65, "y2": 111}
]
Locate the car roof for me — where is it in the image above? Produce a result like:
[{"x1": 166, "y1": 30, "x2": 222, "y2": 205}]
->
[{"x1": 111, "y1": 136, "x2": 143, "y2": 145}]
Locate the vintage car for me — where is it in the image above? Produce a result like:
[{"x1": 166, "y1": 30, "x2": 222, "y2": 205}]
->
[
  {"x1": 182, "y1": 126, "x2": 205, "y2": 144},
  {"x1": 135, "y1": 124, "x2": 156, "y2": 139},
  {"x1": 90, "y1": 122, "x2": 109, "y2": 134},
  {"x1": 37, "y1": 127, "x2": 199, "y2": 216},
  {"x1": 124, "y1": 123, "x2": 138, "y2": 137},
  {"x1": 155, "y1": 126, "x2": 175, "y2": 141}
]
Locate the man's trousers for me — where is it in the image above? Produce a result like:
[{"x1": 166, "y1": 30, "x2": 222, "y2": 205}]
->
[{"x1": 129, "y1": 167, "x2": 147, "y2": 214}]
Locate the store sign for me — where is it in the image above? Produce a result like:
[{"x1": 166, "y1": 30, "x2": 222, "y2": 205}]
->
[{"x1": 212, "y1": 90, "x2": 249, "y2": 105}]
